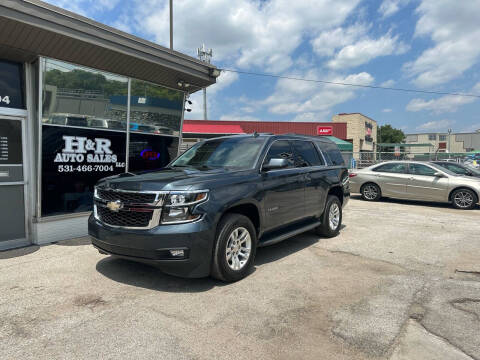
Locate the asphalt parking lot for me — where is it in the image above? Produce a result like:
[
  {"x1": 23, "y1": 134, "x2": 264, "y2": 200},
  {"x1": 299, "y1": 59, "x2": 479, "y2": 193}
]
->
[{"x1": 1, "y1": 197, "x2": 479, "y2": 360}]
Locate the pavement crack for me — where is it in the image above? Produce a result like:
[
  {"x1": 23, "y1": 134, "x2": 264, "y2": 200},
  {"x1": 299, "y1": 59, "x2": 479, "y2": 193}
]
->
[
  {"x1": 450, "y1": 298, "x2": 480, "y2": 322},
  {"x1": 418, "y1": 321, "x2": 478, "y2": 360},
  {"x1": 324, "y1": 249, "x2": 411, "y2": 272}
]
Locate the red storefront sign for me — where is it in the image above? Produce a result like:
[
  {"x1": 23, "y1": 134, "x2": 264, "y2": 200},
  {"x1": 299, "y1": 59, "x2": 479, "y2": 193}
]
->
[{"x1": 317, "y1": 126, "x2": 333, "y2": 136}]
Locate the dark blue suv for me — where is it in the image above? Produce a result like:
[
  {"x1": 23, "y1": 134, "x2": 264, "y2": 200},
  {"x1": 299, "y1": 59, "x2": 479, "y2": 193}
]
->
[{"x1": 89, "y1": 134, "x2": 350, "y2": 281}]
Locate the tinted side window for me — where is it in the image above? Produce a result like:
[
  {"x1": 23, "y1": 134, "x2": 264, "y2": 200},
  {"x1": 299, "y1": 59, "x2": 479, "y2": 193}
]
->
[
  {"x1": 442, "y1": 163, "x2": 467, "y2": 174},
  {"x1": 320, "y1": 141, "x2": 344, "y2": 166},
  {"x1": 372, "y1": 163, "x2": 407, "y2": 174},
  {"x1": 292, "y1": 141, "x2": 323, "y2": 167},
  {"x1": 264, "y1": 140, "x2": 293, "y2": 168},
  {"x1": 410, "y1": 164, "x2": 437, "y2": 176}
]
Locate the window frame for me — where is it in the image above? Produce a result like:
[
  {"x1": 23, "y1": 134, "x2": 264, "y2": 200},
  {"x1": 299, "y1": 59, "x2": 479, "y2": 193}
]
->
[
  {"x1": 372, "y1": 162, "x2": 408, "y2": 174},
  {"x1": 291, "y1": 140, "x2": 324, "y2": 168},
  {"x1": 261, "y1": 139, "x2": 294, "y2": 170}
]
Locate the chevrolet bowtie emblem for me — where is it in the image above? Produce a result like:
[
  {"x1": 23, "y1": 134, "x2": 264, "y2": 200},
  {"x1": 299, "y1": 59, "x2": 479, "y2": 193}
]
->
[{"x1": 106, "y1": 200, "x2": 123, "y2": 212}]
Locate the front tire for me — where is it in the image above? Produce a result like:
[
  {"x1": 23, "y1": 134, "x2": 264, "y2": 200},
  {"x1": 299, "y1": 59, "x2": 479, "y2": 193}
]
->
[
  {"x1": 451, "y1": 188, "x2": 478, "y2": 210},
  {"x1": 316, "y1": 195, "x2": 342, "y2": 238},
  {"x1": 361, "y1": 183, "x2": 381, "y2": 201},
  {"x1": 211, "y1": 213, "x2": 257, "y2": 282}
]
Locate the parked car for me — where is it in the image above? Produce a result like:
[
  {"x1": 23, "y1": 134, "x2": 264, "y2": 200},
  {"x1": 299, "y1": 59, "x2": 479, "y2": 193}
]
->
[
  {"x1": 431, "y1": 161, "x2": 480, "y2": 178},
  {"x1": 349, "y1": 161, "x2": 480, "y2": 210},
  {"x1": 89, "y1": 134, "x2": 350, "y2": 281}
]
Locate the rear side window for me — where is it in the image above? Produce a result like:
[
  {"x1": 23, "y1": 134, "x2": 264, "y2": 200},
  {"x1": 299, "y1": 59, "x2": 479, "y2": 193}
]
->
[
  {"x1": 409, "y1": 163, "x2": 437, "y2": 176},
  {"x1": 319, "y1": 141, "x2": 344, "y2": 166},
  {"x1": 372, "y1": 163, "x2": 407, "y2": 174},
  {"x1": 292, "y1": 141, "x2": 323, "y2": 167},
  {"x1": 264, "y1": 140, "x2": 294, "y2": 168}
]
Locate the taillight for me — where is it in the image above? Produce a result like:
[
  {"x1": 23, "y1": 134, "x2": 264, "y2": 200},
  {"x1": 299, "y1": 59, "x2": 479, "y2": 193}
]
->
[{"x1": 349, "y1": 173, "x2": 357, "y2": 178}]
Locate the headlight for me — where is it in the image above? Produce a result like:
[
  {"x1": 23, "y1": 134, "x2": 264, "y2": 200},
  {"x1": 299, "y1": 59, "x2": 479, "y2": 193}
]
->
[{"x1": 161, "y1": 191, "x2": 208, "y2": 224}]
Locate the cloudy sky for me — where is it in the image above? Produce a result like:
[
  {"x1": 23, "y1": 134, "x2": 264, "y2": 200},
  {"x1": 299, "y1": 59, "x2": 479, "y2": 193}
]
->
[{"x1": 45, "y1": 0, "x2": 480, "y2": 133}]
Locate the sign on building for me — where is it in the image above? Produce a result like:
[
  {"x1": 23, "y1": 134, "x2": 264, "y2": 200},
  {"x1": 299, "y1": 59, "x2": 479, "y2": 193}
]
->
[{"x1": 317, "y1": 126, "x2": 333, "y2": 136}]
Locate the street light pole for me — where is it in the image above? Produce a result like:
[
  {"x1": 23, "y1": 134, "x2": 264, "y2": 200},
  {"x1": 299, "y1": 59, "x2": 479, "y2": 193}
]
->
[
  {"x1": 448, "y1": 128, "x2": 452, "y2": 156},
  {"x1": 169, "y1": 0, "x2": 173, "y2": 50},
  {"x1": 197, "y1": 44, "x2": 213, "y2": 120}
]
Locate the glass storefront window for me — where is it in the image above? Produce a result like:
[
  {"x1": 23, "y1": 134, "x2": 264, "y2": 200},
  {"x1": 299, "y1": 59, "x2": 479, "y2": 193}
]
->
[
  {"x1": 0, "y1": 59, "x2": 25, "y2": 109},
  {"x1": 42, "y1": 59, "x2": 129, "y2": 129},
  {"x1": 39, "y1": 58, "x2": 183, "y2": 217},
  {"x1": 129, "y1": 79, "x2": 183, "y2": 136}
]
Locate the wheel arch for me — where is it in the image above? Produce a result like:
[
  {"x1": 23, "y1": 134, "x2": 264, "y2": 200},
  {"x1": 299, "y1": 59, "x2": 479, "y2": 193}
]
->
[
  {"x1": 218, "y1": 202, "x2": 261, "y2": 237},
  {"x1": 327, "y1": 185, "x2": 345, "y2": 205}
]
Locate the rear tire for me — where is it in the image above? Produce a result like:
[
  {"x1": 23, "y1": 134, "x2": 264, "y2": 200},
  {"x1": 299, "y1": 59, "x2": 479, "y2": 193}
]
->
[
  {"x1": 211, "y1": 213, "x2": 257, "y2": 282},
  {"x1": 451, "y1": 188, "x2": 478, "y2": 210},
  {"x1": 361, "y1": 183, "x2": 381, "y2": 201},
  {"x1": 315, "y1": 195, "x2": 342, "y2": 238}
]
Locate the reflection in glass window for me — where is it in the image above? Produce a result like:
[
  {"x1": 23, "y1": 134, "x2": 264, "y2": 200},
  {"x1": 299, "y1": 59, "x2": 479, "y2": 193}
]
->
[
  {"x1": 129, "y1": 79, "x2": 183, "y2": 136},
  {"x1": 42, "y1": 59, "x2": 129, "y2": 130},
  {"x1": 0, "y1": 59, "x2": 25, "y2": 109}
]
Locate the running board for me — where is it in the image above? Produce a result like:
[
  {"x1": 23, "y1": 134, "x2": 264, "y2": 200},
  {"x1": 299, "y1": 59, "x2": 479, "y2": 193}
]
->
[{"x1": 258, "y1": 221, "x2": 321, "y2": 247}]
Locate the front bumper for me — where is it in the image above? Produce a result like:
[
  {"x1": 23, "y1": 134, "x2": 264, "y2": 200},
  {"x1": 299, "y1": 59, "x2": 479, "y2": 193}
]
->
[{"x1": 88, "y1": 215, "x2": 215, "y2": 278}]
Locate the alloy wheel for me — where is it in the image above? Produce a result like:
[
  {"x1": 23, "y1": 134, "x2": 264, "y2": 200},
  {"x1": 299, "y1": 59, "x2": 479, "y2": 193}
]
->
[
  {"x1": 329, "y1": 203, "x2": 340, "y2": 230},
  {"x1": 225, "y1": 227, "x2": 252, "y2": 271},
  {"x1": 454, "y1": 191, "x2": 474, "y2": 208},
  {"x1": 363, "y1": 185, "x2": 378, "y2": 200}
]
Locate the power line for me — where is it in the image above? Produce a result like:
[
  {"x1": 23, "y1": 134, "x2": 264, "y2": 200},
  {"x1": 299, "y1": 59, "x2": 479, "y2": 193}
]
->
[{"x1": 220, "y1": 68, "x2": 480, "y2": 98}]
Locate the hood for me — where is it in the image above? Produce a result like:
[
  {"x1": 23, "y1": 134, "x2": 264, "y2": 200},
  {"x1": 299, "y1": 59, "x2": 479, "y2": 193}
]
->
[{"x1": 98, "y1": 167, "x2": 255, "y2": 192}]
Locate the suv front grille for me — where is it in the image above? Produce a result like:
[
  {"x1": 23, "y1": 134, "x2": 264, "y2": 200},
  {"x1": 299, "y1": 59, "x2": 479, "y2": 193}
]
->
[
  {"x1": 96, "y1": 206, "x2": 154, "y2": 228},
  {"x1": 97, "y1": 189, "x2": 157, "y2": 204}
]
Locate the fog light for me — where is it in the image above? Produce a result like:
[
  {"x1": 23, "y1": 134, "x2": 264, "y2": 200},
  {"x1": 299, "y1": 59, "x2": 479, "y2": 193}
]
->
[{"x1": 170, "y1": 249, "x2": 184, "y2": 257}]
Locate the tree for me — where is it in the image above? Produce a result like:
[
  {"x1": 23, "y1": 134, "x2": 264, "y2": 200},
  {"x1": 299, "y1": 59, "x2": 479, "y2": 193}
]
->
[{"x1": 377, "y1": 124, "x2": 405, "y2": 152}]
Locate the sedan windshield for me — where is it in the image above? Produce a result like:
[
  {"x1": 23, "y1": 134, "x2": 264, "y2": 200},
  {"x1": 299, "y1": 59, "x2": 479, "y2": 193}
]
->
[{"x1": 171, "y1": 137, "x2": 266, "y2": 170}]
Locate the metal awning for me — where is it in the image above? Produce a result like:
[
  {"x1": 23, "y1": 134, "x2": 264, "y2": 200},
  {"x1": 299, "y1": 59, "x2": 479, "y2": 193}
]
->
[
  {"x1": 0, "y1": 0, "x2": 217, "y2": 92},
  {"x1": 324, "y1": 136, "x2": 353, "y2": 151}
]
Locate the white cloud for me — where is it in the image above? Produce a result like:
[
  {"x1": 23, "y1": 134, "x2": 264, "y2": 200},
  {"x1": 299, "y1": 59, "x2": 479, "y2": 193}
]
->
[
  {"x1": 327, "y1": 33, "x2": 409, "y2": 69},
  {"x1": 380, "y1": 79, "x2": 396, "y2": 87},
  {"x1": 262, "y1": 70, "x2": 374, "y2": 117},
  {"x1": 219, "y1": 115, "x2": 261, "y2": 122},
  {"x1": 404, "y1": 0, "x2": 480, "y2": 87},
  {"x1": 406, "y1": 96, "x2": 475, "y2": 114},
  {"x1": 293, "y1": 112, "x2": 330, "y2": 122},
  {"x1": 128, "y1": 0, "x2": 361, "y2": 73},
  {"x1": 382, "y1": 108, "x2": 393, "y2": 113},
  {"x1": 416, "y1": 119, "x2": 454, "y2": 131},
  {"x1": 378, "y1": 0, "x2": 411, "y2": 18},
  {"x1": 311, "y1": 23, "x2": 368, "y2": 57},
  {"x1": 207, "y1": 71, "x2": 239, "y2": 95}
]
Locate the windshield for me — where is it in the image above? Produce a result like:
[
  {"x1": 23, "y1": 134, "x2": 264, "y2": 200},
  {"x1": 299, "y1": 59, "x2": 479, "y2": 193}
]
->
[{"x1": 171, "y1": 137, "x2": 266, "y2": 170}]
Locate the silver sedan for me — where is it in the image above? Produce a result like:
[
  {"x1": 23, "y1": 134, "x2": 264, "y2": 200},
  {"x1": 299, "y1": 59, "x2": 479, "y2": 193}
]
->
[{"x1": 349, "y1": 161, "x2": 480, "y2": 210}]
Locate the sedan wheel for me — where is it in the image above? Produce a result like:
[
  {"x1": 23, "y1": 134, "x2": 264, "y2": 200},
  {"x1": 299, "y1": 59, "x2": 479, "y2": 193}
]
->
[
  {"x1": 452, "y1": 189, "x2": 477, "y2": 210},
  {"x1": 361, "y1": 183, "x2": 381, "y2": 201}
]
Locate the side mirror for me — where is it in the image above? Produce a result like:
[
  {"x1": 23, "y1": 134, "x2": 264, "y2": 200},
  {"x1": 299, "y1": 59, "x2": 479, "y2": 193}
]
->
[
  {"x1": 434, "y1": 172, "x2": 445, "y2": 178},
  {"x1": 262, "y1": 158, "x2": 289, "y2": 171}
]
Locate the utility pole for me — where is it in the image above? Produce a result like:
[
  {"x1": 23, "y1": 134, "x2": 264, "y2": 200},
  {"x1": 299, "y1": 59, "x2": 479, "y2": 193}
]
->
[
  {"x1": 447, "y1": 128, "x2": 452, "y2": 155},
  {"x1": 197, "y1": 44, "x2": 213, "y2": 120},
  {"x1": 169, "y1": 0, "x2": 173, "y2": 50}
]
